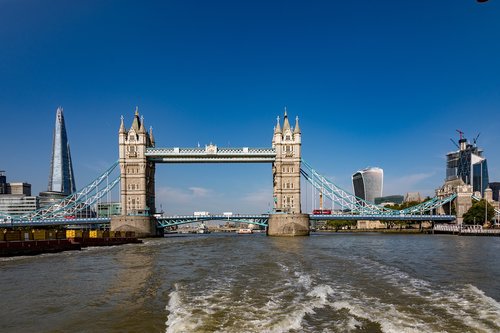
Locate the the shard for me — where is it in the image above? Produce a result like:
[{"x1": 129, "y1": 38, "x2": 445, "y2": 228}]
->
[{"x1": 47, "y1": 107, "x2": 76, "y2": 195}]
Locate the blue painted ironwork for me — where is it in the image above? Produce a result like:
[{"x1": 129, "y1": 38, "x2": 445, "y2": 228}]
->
[
  {"x1": 0, "y1": 158, "x2": 464, "y2": 228},
  {"x1": 301, "y1": 159, "x2": 457, "y2": 218},
  {"x1": 0, "y1": 161, "x2": 120, "y2": 222},
  {"x1": 157, "y1": 214, "x2": 269, "y2": 227},
  {"x1": 310, "y1": 214, "x2": 455, "y2": 221}
]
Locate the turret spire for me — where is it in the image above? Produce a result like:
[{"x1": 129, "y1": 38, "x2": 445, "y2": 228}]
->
[
  {"x1": 131, "y1": 107, "x2": 140, "y2": 131},
  {"x1": 119, "y1": 115, "x2": 126, "y2": 133},
  {"x1": 139, "y1": 115, "x2": 146, "y2": 133},
  {"x1": 274, "y1": 115, "x2": 282, "y2": 134},
  {"x1": 149, "y1": 126, "x2": 155, "y2": 146},
  {"x1": 294, "y1": 115, "x2": 301, "y2": 134},
  {"x1": 282, "y1": 107, "x2": 291, "y2": 132}
]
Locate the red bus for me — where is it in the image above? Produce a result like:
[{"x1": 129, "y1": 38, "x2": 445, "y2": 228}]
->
[{"x1": 313, "y1": 209, "x2": 332, "y2": 215}]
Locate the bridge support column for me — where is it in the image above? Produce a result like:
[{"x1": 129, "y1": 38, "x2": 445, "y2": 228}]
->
[
  {"x1": 110, "y1": 215, "x2": 161, "y2": 237},
  {"x1": 267, "y1": 213, "x2": 310, "y2": 236}
]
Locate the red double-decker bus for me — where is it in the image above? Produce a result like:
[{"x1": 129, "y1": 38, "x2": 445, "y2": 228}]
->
[{"x1": 313, "y1": 209, "x2": 332, "y2": 215}]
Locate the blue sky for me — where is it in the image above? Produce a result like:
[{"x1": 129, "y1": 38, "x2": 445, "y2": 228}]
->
[{"x1": 1, "y1": 0, "x2": 499, "y2": 214}]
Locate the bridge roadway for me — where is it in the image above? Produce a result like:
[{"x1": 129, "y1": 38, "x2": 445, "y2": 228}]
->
[{"x1": 3, "y1": 213, "x2": 456, "y2": 228}]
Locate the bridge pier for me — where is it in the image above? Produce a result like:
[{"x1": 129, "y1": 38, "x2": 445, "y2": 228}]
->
[
  {"x1": 110, "y1": 215, "x2": 161, "y2": 237},
  {"x1": 267, "y1": 213, "x2": 310, "y2": 236}
]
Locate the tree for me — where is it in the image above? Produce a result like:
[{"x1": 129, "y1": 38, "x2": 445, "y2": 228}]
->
[
  {"x1": 462, "y1": 200, "x2": 495, "y2": 225},
  {"x1": 326, "y1": 220, "x2": 356, "y2": 231}
]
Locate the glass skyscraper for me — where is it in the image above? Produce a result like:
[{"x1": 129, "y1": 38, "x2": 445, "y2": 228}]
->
[
  {"x1": 47, "y1": 107, "x2": 76, "y2": 195},
  {"x1": 352, "y1": 167, "x2": 383, "y2": 203}
]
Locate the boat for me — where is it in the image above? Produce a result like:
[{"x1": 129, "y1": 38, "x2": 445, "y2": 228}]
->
[
  {"x1": 237, "y1": 228, "x2": 252, "y2": 234},
  {"x1": 197, "y1": 223, "x2": 210, "y2": 234}
]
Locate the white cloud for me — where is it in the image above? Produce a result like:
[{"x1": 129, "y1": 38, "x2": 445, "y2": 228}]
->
[
  {"x1": 241, "y1": 188, "x2": 272, "y2": 205},
  {"x1": 384, "y1": 172, "x2": 436, "y2": 196},
  {"x1": 156, "y1": 186, "x2": 215, "y2": 206}
]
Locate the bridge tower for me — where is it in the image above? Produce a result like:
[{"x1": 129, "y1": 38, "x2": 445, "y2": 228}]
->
[
  {"x1": 268, "y1": 109, "x2": 309, "y2": 236},
  {"x1": 111, "y1": 108, "x2": 159, "y2": 236},
  {"x1": 272, "y1": 109, "x2": 302, "y2": 213}
]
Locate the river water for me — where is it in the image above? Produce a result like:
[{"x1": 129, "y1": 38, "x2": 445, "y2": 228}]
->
[{"x1": 1, "y1": 232, "x2": 499, "y2": 333}]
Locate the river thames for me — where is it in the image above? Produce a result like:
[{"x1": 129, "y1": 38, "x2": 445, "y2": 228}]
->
[{"x1": 1, "y1": 232, "x2": 499, "y2": 333}]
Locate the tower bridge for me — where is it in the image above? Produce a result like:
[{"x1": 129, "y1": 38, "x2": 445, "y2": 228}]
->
[
  {"x1": 113, "y1": 108, "x2": 307, "y2": 236},
  {"x1": 1, "y1": 107, "x2": 470, "y2": 234}
]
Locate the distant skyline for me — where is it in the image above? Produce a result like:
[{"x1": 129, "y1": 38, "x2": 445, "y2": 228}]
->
[{"x1": 1, "y1": 1, "x2": 499, "y2": 214}]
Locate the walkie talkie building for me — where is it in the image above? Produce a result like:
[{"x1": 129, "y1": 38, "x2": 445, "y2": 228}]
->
[{"x1": 352, "y1": 167, "x2": 383, "y2": 203}]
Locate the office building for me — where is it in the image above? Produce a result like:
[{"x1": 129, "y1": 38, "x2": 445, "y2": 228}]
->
[
  {"x1": 446, "y1": 132, "x2": 489, "y2": 196},
  {"x1": 0, "y1": 172, "x2": 38, "y2": 216},
  {"x1": 352, "y1": 167, "x2": 383, "y2": 203}
]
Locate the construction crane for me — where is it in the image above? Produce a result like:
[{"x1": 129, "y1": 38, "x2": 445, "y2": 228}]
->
[{"x1": 473, "y1": 133, "x2": 481, "y2": 145}]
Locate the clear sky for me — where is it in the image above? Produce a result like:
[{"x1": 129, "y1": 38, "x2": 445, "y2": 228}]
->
[{"x1": 1, "y1": 0, "x2": 499, "y2": 215}]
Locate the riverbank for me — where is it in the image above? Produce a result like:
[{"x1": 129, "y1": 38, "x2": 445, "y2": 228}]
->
[{"x1": 316, "y1": 228, "x2": 424, "y2": 234}]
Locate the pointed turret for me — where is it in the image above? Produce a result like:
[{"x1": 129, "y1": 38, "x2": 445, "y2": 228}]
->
[
  {"x1": 294, "y1": 116, "x2": 301, "y2": 134},
  {"x1": 131, "y1": 106, "x2": 141, "y2": 132},
  {"x1": 282, "y1": 107, "x2": 291, "y2": 132},
  {"x1": 119, "y1": 115, "x2": 126, "y2": 133},
  {"x1": 274, "y1": 116, "x2": 282, "y2": 134},
  {"x1": 139, "y1": 115, "x2": 146, "y2": 134},
  {"x1": 149, "y1": 126, "x2": 155, "y2": 146}
]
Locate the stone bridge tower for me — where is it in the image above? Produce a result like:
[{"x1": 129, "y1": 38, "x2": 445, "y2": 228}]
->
[
  {"x1": 268, "y1": 109, "x2": 309, "y2": 236},
  {"x1": 111, "y1": 109, "x2": 158, "y2": 236},
  {"x1": 272, "y1": 109, "x2": 302, "y2": 213}
]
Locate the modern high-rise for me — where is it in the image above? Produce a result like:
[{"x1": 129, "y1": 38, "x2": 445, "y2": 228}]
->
[
  {"x1": 352, "y1": 167, "x2": 383, "y2": 203},
  {"x1": 446, "y1": 133, "x2": 489, "y2": 196},
  {"x1": 39, "y1": 107, "x2": 76, "y2": 207}
]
